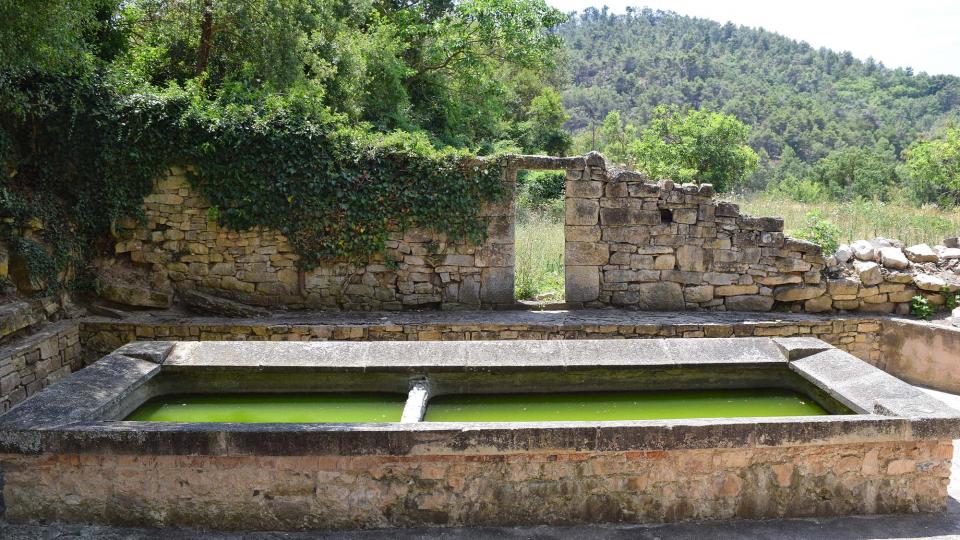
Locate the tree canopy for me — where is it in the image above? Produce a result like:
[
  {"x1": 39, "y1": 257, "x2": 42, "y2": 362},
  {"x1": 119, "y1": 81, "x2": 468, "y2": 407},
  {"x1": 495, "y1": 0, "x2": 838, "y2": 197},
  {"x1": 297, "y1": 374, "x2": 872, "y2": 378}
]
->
[
  {"x1": 628, "y1": 106, "x2": 758, "y2": 192},
  {"x1": 558, "y1": 8, "x2": 960, "y2": 200}
]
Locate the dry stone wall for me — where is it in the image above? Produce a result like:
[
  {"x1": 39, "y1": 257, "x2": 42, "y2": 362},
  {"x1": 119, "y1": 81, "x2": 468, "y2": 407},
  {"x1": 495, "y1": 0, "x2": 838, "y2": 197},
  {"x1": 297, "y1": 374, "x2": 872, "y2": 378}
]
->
[
  {"x1": 110, "y1": 166, "x2": 515, "y2": 310},
  {"x1": 103, "y1": 153, "x2": 956, "y2": 314},
  {"x1": 0, "y1": 320, "x2": 81, "y2": 412},
  {"x1": 563, "y1": 155, "x2": 825, "y2": 310}
]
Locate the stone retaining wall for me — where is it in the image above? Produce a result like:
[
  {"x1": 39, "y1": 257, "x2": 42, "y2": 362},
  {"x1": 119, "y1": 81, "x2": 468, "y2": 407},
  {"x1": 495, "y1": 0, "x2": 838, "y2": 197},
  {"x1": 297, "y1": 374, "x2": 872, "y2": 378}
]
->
[
  {"x1": 0, "y1": 320, "x2": 81, "y2": 412},
  {"x1": 79, "y1": 316, "x2": 883, "y2": 366},
  {"x1": 1, "y1": 441, "x2": 949, "y2": 529}
]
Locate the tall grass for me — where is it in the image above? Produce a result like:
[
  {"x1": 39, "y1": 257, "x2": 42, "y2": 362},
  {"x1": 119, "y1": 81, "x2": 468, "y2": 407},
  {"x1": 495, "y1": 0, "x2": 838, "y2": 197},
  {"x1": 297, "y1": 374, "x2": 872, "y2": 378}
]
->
[
  {"x1": 732, "y1": 193, "x2": 960, "y2": 247},
  {"x1": 514, "y1": 211, "x2": 564, "y2": 301}
]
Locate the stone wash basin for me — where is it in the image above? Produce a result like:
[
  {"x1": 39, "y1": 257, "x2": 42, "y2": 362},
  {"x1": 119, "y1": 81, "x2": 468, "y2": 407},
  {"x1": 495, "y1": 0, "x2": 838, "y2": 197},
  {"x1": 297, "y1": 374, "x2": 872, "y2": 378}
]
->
[{"x1": 0, "y1": 338, "x2": 959, "y2": 530}]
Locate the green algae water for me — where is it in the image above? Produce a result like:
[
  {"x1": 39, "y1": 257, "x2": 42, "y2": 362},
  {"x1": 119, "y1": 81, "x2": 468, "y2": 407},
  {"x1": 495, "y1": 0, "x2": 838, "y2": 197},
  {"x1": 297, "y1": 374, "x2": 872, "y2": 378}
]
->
[
  {"x1": 126, "y1": 393, "x2": 406, "y2": 423},
  {"x1": 423, "y1": 388, "x2": 828, "y2": 422}
]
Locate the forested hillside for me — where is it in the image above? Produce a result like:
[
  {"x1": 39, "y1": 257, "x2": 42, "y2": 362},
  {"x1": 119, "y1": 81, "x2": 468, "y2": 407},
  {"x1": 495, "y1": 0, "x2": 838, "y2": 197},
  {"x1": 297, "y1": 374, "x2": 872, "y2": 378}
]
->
[{"x1": 558, "y1": 7, "x2": 960, "y2": 192}]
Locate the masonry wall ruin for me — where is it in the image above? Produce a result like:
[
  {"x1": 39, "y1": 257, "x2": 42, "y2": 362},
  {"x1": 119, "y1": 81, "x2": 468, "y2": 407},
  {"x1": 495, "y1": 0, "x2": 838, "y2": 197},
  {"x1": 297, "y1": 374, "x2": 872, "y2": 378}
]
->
[{"x1": 101, "y1": 152, "x2": 957, "y2": 314}]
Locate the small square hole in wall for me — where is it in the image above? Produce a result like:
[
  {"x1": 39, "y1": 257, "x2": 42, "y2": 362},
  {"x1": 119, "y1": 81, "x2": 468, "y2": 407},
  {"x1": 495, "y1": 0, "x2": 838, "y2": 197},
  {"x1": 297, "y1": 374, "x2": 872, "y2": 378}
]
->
[{"x1": 660, "y1": 209, "x2": 673, "y2": 223}]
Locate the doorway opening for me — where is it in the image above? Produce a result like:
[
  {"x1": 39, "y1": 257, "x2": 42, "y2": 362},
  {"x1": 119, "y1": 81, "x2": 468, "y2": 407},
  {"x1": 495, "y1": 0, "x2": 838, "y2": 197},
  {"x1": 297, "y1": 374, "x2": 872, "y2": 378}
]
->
[{"x1": 514, "y1": 169, "x2": 565, "y2": 303}]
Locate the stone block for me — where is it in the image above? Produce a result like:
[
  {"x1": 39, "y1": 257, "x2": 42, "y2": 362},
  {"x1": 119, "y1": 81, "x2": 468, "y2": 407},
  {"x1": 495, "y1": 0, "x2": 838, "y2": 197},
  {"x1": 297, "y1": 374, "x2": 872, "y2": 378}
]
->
[
  {"x1": 828, "y1": 278, "x2": 860, "y2": 296},
  {"x1": 676, "y1": 245, "x2": 707, "y2": 272},
  {"x1": 833, "y1": 299, "x2": 861, "y2": 310},
  {"x1": 565, "y1": 226, "x2": 601, "y2": 243},
  {"x1": 654, "y1": 255, "x2": 676, "y2": 270},
  {"x1": 565, "y1": 242, "x2": 609, "y2": 266},
  {"x1": 716, "y1": 285, "x2": 759, "y2": 297},
  {"x1": 725, "y1": 295, "x2": 774, "y2": 311},
  {"x1": 783, "y1": 238, "x2": 822, "y2": 255},
  {"x1": 443, "y1": 254, "x2": 475, "y2": 266},
  {"x1": 804, "y1": 295, "x2": 833, "y2": 313},
  {"x1": 601, "y1": 227, "x2": 651, "y2": 244},
  {"x1": 756, "y1": 275, "x2": 802, "y2": 286},
  {"x1": 96, "y1": 279, "x2": 172, "y2": 309},
  {"x1": 879, "y1": 247, "x2": 910, "y2": 270},
  {"x1": 684, "y1": 285, "x2": 715, "y2": 303},
  {"x1": 600, "y1": 208, "x2": 660, "y2": 226},
  {"x1": 851, "y1": 240, "x2": 876, "y2": 261},
  {"x1": 914, "y1": 273, "x2": 946, "y2": 292},
  {"x1": 716, "y1": 201, "x2": 739, "y2": 217},
  {"x1": 565, "y1": 180, "x2": 602, "y2": 198},
  {"x1": 566, "y1": 199, "x2": 599, "y2": 226},
  {"x1": 565, "y1": 265, "x2": 599, "y2": 303},
  {"x1": 480, "y1": 267, "x2": 514, "y2": 304},
  {"x1": 773, "y1": 284, "x2": 827, "y2": 302},
  {"x1": 905, "y1": 244, "x2": 938, "y2": 263},
  {"x1": 853, "y1": 261, "x2": 883, "y2": 286},
  {"x1": 458, "y1": 275, "x2": 481, "y2": 305},
  {"x1": 661, "y1": 270, "x2": 703, "y2": 285},
  {"x1": 633, "y1": 282, "x2": 685, "y2": 310},
  {"x1": 673, "y1": 208, "x2": 698, "y2": 225},
  {"x1": 475, "y1": 244, "x2": 513, "y2": 267},
  {"x1": 696, "y1": 272, "x2": 733, "y2": 286},
  {"x1": 740, "y1": 216, "x2": 784, "y2": 232}
]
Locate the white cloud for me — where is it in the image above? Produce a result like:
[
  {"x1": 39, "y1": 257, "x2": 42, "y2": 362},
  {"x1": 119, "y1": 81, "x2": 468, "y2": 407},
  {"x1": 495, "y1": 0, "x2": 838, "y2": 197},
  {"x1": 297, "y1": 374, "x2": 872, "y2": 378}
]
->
[{"x1": 547, "y1": 1, "x2": 960, "y2": 75}]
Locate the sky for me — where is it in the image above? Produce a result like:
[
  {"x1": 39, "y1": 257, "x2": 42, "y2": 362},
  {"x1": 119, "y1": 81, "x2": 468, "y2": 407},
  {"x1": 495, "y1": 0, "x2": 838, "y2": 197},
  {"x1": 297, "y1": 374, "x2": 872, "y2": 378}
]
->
[{"x1": 546, "y1": 1, "x2": 960, "y2": 76}]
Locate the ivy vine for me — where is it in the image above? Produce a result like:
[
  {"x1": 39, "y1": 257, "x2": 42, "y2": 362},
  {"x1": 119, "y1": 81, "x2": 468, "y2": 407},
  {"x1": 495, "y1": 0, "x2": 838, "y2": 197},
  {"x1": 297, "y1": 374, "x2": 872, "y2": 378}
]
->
[{"x1": 0, "y1": 71, "x2": 506, "y2": 288}]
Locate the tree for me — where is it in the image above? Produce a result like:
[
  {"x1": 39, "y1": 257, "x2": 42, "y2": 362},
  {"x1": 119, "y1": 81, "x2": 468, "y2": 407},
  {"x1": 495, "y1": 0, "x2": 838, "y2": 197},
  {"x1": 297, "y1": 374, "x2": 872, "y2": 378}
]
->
[
  {"x1": 629, "y1": 106, "x2": 758, "y2": 192},
  {"x1": 112, "y1": 0, "x2": 566, "y2": 149},
  {"x1": 904, "y1": 129, "x2": 960, "y2": 206},
  {"x1": 598, "y1": 111, "x2": 636, "y2": 166},
  {"x1": 524, "y1": 87, "x2": 571, "y2": 156},
  {"x1": 811, "y1": 143, "x2": 899, "y2": 201},
  {"x1": 0, "y1": 0, "x2": 123, "y2": 73}
]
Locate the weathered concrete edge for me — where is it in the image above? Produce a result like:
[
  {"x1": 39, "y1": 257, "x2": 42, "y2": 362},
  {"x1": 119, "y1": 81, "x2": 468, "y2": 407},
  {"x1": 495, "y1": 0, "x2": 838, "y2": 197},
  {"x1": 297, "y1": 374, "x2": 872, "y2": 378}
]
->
[
  {"x1": 164, "y1": 337, "x2": 789, "y2": 371},
  {"x1": 878, "y1": 317, "x2": 960, "y2": 393},
  {"x1": 2, "y1": 338, "x2": 960, "y2": 455}
]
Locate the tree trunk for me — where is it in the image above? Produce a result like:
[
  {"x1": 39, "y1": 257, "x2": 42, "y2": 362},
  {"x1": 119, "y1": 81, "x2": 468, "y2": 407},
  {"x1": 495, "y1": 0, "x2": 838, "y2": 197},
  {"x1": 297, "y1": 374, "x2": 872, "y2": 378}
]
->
[{"x1": 196, "y1": 0, "x2": 213, "y2": 75}]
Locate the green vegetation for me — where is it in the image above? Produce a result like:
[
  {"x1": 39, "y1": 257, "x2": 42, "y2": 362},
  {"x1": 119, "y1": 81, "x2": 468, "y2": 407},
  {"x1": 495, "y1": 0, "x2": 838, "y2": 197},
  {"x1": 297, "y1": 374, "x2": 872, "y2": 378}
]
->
[
  {"x1": 911, "y1": 295, "x2": 936, "y2": 320},
  {"x1": 1, "y1": 0, "x2": 566, "y2": 287},
  {"x1": 629, "y1": 106, "x2": 758, "y2": 191},
  {"x1": 733, "y1": 194, "x2": 960, "y2": 247},
  {"x1": 905, "y1": 129, "x2": 960, "y2": 207},
  {"x1": 788, "y1": 211, "x2": 841, "y2": 254},
  {"x1": 559, "y1": 9, "x2": 960, "y2": 205},
  {"x1": 514, "y1": 212, "x2": 564, "y2": 301}
]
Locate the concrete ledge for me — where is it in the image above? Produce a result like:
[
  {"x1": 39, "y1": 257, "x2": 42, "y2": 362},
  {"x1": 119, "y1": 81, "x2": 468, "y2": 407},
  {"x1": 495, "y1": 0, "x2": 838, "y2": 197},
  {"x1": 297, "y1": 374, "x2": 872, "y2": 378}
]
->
[
  {"x1": 879, "y1": 318, "x2": 960, "y2": 393},
  {"x1": 3, "y1": 338, "x2": 960, "y2": 456}
]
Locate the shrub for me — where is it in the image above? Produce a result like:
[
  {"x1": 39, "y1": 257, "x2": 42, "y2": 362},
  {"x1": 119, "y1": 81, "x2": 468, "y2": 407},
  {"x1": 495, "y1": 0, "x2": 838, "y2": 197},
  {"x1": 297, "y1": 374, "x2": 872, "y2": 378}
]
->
[
  {"x1": 911, "y1": 295, "x2": 935, "y2": 320},
  {"x1": 789, "y1": 211, "x2": 841, "y2": 254},
  {"x1": 944, "y1": 287, "x2": 959, "y2": 311}
]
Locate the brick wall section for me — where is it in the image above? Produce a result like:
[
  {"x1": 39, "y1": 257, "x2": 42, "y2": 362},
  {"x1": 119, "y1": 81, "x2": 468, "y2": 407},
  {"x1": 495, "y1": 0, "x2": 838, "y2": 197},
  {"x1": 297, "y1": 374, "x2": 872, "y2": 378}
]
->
[
  {"x1": 1, "y1": 440, "x2": 950, "y2": 529},
  {"x1": 0, "y1": 320, "x2": 81, "y2": 412},
  {"x1": 79, "y1": 317, "x2": 883, "y2": 366},
  {"x1": 113, "y1": 165, "x2": 515, "y2": 309}
]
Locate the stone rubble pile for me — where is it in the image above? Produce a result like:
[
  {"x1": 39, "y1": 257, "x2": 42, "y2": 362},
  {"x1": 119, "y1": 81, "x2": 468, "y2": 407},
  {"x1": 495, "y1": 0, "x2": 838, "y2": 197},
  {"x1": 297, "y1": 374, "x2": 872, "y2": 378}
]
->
[{"x1": 823, "y1": 236, "x2": 960, "y2": 315}]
